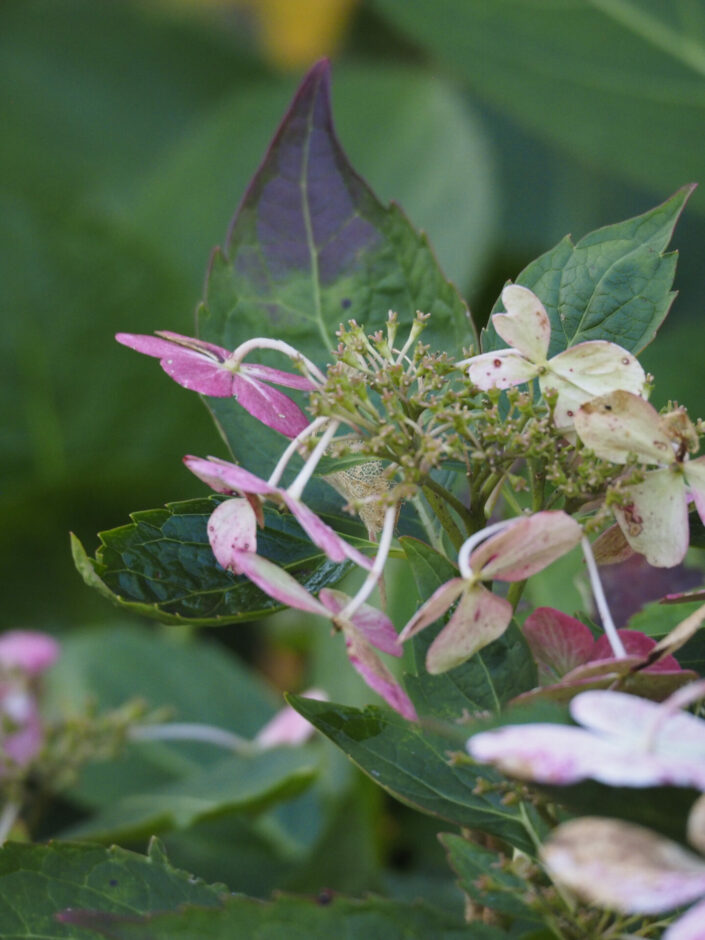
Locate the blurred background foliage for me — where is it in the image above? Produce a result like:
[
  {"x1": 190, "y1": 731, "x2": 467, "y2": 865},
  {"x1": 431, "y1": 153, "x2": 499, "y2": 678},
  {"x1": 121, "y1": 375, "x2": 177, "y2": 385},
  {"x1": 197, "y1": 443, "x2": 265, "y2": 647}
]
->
[{"x1": 2, "y1": 0, "x2": 705, "y2": 896}]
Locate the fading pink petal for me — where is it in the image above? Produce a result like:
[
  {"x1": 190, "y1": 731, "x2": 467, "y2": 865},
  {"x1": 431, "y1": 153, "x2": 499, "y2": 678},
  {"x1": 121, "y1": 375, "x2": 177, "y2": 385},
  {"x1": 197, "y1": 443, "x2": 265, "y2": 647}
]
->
[
  {"x1": 319, "y1": 589, "x2": 402, "y2": 656},
  {"x1": 343, "y1": 627, "x2": 417, "y2": 721},
  {"x1": 207, "y1": 499, "x2": 258, "y2": 574},
  {"x1": 230, "y1": 551, "x2": 328, "y2": 616},
  {"x1": 232, "y1": 374, "x2": 309, "y2": 438},
  {"x1": 494, "y1": 284, "x2": 551, "y2": 361},
  {"x1": 665, "y1": 897, "x2": 705, "y2": 940},
  {"x1": 426, "y1": 585, "x2": 512, "y2": 674},
  {"x1": 398, "y1": 578, "x2": 466, "y2": 643},
  {"x1": 545, "y1": 342, "x2": 646, "y2": 428},
  {"x1": 613, "y1": 469, "x2": 689, "y2": 567},
  {"x1": 574, "y1": 390, "x2": 675, "y2": 465},
  {"x1": 116, "y1": 333, "x2": 235, "y2": 396},
  {"x1": 543, "y1": 818, "x2": 705, "y2": 916},
  {"x1": 0, "y1": 631, "x2": 59, "y2": 676},
  {"x1": 466, "y1": 349, "x2": 538, "y2": 391},
  {"x1": 284, "y1": 497, "x2": 373, "y2": 570},
  {"x1": 685, "y1": 456, "x2": 705, "y2": 525},
  {"x1": 469, "y1": 724, "x2": 668, "y2": 787},
  {"x1": 523, "y1": 608, "x2": 595, "y2": 682},
  {"x1": 183, "y1": 455, "x2": 276, "y2": 496},
  {"x1": 254, "y1": 689, "x2": 327, "y2": 749},
  {"x1": 470, "y1": 511, "x2": 582, "y2": 582},
  {"x1": 589, "y1": 629, "x2": 682, "y2": 672},
  {"x1": 242, "y1": 363, "x2": 316, "y2": 391}
]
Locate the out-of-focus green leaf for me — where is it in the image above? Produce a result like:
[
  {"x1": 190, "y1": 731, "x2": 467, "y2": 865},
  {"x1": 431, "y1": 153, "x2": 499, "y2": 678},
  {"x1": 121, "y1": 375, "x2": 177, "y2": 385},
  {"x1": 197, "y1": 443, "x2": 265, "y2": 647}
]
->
[
  {"x1": 400, "y1": 537, "x2": 538, "y2": 717},
  {"x1": 61, "y1": 893, "x2": 505, "y2": 940},
  {"x1": 60, "y1": 746, "x2": 318, "y2": 844},
  {"x1": 72, "y1": 499, "x2": 353, "y2": 625},
  {"x1": 46, "y1": 623, "x2": 280, "y2": 806},
  {"x1": 370, "y1": 0, "x2": 705, "y2": 212},
  {"x1": 0, "y1": 839, "x2": 224, "y2": 940},
  {"x1": 287, "y1": 695, "x2": 543, "y2": 854},
  {"x1": 197, "y1": 61, "x2": 474, "y2": 475},
  {"x1": 483, "y1": 187, "x2": 692, "y2": 355}
]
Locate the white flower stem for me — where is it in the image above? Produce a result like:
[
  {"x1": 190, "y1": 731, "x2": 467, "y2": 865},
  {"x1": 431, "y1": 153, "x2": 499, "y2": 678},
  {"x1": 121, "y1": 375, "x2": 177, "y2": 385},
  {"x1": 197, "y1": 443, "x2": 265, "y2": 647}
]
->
[
  {"x1": 129, "y1": 722, "x2": 254, "y2": 755},
  {"x1": 268, "y1": 417, "x2": 330, "y2": 488},
  {"x1": 457, "y1": 519, "x2": 517, "y2": 580},
  {"x1": 287, "y1": 420, "x2": 340, "y2": 500},
  {"x1": 0, "y1": 801, "x2": 20, "y2": 845},
  {"x1": 230, "y1": 337, "x2": 326, "y2": 384},
  {"x1": 339, "y1": 505, "x2": 398, "y2": 620},
  {"x1": 581, "y1": 537, "x2": 627, "y2": 659}
]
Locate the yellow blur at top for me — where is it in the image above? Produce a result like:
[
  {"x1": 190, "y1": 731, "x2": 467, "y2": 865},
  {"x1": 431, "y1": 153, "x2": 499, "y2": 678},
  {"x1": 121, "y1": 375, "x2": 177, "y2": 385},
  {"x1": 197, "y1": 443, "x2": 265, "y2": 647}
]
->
[{"x1": 160, "y1": 0, "x2": 359, "y2": 69}]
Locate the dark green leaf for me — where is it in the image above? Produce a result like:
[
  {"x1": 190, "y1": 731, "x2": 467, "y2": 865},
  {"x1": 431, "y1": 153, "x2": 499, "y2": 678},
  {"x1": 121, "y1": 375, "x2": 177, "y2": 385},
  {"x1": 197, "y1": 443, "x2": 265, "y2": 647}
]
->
[
  {"x1": 370, "y1": 0, "x2": 705, "y2": 214},
  {"x1": 0, "y1": 839, "x2": 223, "y2": 940},
  {"x1": 198, "y1": 61, "x2": 473, "y2": 474},
  {"x1": 61, "y1": 893, "x2": 505, "y2": 940},
  {"x1": 287, "y1": 695, "x2": 544, "y2": 854},
  {"x1": 72, "y1": 498, "x2": 352, "y2": 625},
  {"x1": 483, "y1": 187, "x2": 693, "y2": 355},
  {"x1": 60, "y1": 747, "x2": 318, "y2": 844},
  {"x1": 400, "y1": 537, "x2": 538, "y2": 717},
  {"x1": 440, "y1": 832, "x2": 543, "y2": 925}
]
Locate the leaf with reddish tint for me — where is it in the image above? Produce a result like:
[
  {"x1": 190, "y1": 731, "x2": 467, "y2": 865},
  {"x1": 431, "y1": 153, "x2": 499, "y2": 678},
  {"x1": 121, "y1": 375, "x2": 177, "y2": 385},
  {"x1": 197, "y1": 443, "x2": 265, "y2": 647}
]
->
[
  {"x1": 523, "y1": 608, "x2": 595, "y2": 683},
  {"x1": 198, "y1": 61, "x2": 471, "y2": 474}
]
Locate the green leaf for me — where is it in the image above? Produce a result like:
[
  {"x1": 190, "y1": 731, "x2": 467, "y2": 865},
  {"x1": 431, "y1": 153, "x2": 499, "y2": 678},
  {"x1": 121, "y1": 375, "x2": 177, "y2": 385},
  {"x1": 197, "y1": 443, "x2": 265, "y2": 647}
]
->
[
  {"x1": 61, "y1": 892, "x2": 506, "y2": 940},
  {"x1": 60, "y1": 747, "x2": 318, "y2": 844},
  {"x1": 370, "y1": 0, "x2": 705, "y2": 214},
  {"x1": 483, "y1": 187, "x2": 693, "y2": 355},
  {"x1": 45, "y1": 624, "x2": 280, "y2": 807},
  {"x1": 72, "y1": 498, "x2": 352, "y2": 625},
  {"x1": 0, "y1": 839, "x2": 224, "y2": 940},
  {"x1": 400, "y1": 537, "x2": 538, "y2": 717},
  {"x1": 287, "y1": 695, "x2": 544, "y2": 854},
  {"x1": 440, "y1": 832, "x2": 543, "y2": 926},
  {"x1": 198, "y1": 61, "x2": 473, "y2": 475}
]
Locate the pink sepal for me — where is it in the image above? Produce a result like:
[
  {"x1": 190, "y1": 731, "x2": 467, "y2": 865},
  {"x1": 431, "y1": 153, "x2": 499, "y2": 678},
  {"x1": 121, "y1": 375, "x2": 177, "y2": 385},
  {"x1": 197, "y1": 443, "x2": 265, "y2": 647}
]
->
[
  {"x1": 319, "y1": 589, "x2": 402, "y2": 657},
  {"x1": 0, "y1": 631, "x2": 60, "y2": 676},
  {"x1": 343, "y1": 627, "x2": 417, "y2": 721}
]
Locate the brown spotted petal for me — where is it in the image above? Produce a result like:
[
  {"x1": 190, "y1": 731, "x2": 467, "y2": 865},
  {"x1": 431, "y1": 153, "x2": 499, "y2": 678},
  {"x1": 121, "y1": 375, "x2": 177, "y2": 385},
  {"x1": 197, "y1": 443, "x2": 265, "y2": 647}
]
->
[{"x1": 426, "y1": 584, "x2": 512, "y2": 674}]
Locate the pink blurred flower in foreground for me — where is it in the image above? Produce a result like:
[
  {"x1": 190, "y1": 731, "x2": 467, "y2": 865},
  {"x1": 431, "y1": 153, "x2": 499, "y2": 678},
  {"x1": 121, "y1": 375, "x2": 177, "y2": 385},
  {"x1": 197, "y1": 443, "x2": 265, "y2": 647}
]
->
[
  {"x1": 459, "y1": 285, "x2": 646, "y2": 428},
  {"x1": 469, "y1": 681, "x2": 705, "y2": 790},
  {"x1": 0, "y1": 631, "x2": 59, "y2": 772},
  {"x1": 574, "y1": 390, "x2": 705, "y2": 567},
  {"x1": 183, "y1": 454, "x2": 372, "y2": 573},
  {"x1": 542, "y1": 815, "x2": 705, "y2": 940},
  {"x1": 116, "y1": 331, "x2": 319, "y2": 437},
  {"x1": 254, "y1": 689, "x2": 328, "y2": 749},
  {"x1": 399, "y1": 512, "x2": 582, "y2": 674}
]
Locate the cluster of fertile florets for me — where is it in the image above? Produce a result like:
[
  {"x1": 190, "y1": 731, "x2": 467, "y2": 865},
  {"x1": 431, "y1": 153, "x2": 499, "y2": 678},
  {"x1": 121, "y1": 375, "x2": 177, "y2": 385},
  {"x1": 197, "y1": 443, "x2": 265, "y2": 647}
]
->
[{"x1": 116, "y1": 283, "x2": 705, "y2": 719}]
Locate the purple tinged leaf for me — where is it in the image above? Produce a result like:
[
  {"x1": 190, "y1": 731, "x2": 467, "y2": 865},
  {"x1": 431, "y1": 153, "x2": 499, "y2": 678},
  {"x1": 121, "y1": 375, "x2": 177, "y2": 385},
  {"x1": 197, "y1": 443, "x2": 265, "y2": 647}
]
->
[
  {"x1": 589, "y1": 629, "x2": 682, "y2": 672},
  {"x1": 523, "y1": 608, "x2": 595, "y2": 683},
  {"x1": 398, "y1": 578, "x2": 466, "y2": 643},
  {"x1": 342, "y1": 626, "x2": 417, "y2": 721},
  {"x1": 542, "y1": 818, "x2": 705, "y2": 916},
  {"x1": 230, "y1": 551, "x2": 329, "y2": 616},
  {"x1": 319, "y1": 588, "x2": 402, "y2": 657},
  {"x1": 426, "y1": 584, "x2": 512, "y2": 674},
  {"x1": 284, "y1": 496, "x2": 373, "y2": 570},
  {"x1": 206, "y1": 499, "x2": 258, "y2": 574},
  {"x1": 470, "y1": 511, "x2": 582, "y2": 582}
]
